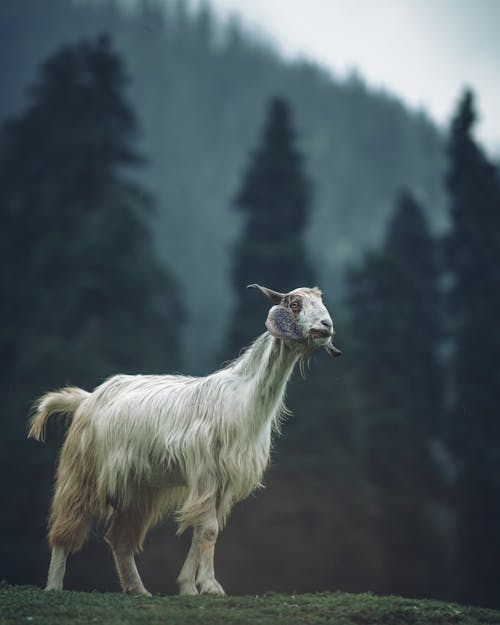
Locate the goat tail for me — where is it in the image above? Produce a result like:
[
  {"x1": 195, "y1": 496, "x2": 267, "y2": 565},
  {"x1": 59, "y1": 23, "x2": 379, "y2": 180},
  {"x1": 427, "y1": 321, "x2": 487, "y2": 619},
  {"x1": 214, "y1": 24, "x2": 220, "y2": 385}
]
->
[{"x1": 28, "y1": 386, "x2": 89, "y2": 442}]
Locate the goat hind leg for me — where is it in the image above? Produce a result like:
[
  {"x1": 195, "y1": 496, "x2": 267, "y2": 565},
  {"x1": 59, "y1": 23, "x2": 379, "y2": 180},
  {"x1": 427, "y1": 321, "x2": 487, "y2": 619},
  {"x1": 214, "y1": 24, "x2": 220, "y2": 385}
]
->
[
  {"x1": 45, "y1": 545, "x2": 67, "y2": 591},
  {"x1": 45, "y1": 491, "x2": 91, "y2": 591},
  {"x1": 109, "y1": 547, "x2": 151, "y2": 596},
  {"x1": 105, "y1": 512, "x2": 151, "y2": 596}
]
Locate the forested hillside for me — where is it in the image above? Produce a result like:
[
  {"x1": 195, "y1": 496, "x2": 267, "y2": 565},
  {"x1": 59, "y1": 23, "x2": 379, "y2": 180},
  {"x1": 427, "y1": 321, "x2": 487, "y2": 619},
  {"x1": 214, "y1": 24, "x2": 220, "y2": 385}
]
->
[
  {"x1": 0, "y1": 0, "x2": 446, "y2": 371},
  {"x1": 7, "y1": 0, "x2": 498, "y2": 611}
]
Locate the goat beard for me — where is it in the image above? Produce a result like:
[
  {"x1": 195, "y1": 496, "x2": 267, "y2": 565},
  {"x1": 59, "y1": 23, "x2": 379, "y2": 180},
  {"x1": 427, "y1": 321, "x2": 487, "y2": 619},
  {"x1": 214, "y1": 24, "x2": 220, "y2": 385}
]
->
[{"x1": 324, "y1": 339, "x2": 342, "y2": 358}]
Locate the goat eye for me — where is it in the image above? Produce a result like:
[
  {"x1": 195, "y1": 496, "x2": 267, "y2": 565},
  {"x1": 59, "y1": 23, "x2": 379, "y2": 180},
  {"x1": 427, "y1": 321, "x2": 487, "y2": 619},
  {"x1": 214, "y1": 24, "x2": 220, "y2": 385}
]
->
[{"x1": 290, "y1": 301, "x2": 300, "y2": 311}]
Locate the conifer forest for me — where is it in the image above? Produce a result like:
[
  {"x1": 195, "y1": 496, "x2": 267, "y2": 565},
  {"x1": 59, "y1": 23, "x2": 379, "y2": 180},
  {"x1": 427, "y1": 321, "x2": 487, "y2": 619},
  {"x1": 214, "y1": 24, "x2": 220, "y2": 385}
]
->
[{"x1": 1, "y1": 0, "x2": 499, "y2": 610}]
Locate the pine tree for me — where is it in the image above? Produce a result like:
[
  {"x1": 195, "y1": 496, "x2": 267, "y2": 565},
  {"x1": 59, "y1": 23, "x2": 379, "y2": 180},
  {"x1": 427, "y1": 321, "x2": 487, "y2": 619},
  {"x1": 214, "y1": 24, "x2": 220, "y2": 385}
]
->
[
  {"x1": 445, "y1": 89, "x2": 500, "y2": 607},
  {"x1": 0, "y1": 34, "x2": 183, "y2": 385},
  {"x1": 346, "y1": 190, "x2": 448, "y2": 598},
  {"x1": 0, "y1": 35, "x2": 183, "y2": 584},
  {"x1": 348, "y1": 191, "x2": 443, "y2": 427},
  {"x1": 224, "y1": 97, "x2": 315, "y2": 357}
]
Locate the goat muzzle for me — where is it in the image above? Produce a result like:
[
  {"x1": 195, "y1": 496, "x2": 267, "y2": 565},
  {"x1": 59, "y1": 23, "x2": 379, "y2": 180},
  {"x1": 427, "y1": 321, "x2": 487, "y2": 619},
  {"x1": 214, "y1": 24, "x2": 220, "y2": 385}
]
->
[{"x1": 308, "y1": 328, "x2": 332, "y2": 340}]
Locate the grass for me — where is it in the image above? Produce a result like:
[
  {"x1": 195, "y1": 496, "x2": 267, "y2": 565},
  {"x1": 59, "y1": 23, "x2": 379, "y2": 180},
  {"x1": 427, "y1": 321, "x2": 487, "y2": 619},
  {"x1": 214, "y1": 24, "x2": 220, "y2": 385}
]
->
[{"x1": 1, "y1": 584, "x2": 499, "y2": 625}]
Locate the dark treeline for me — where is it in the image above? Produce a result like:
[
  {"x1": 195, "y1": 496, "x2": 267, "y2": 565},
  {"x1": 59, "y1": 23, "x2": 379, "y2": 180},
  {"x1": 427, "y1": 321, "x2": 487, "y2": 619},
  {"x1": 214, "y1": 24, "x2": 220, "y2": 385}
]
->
[
  {"x1": 1, "y1": 0, "x2": 500, "y2": 611},
  {"x1": 0, "y1": 0, "x2": 446, "y2": 372}
]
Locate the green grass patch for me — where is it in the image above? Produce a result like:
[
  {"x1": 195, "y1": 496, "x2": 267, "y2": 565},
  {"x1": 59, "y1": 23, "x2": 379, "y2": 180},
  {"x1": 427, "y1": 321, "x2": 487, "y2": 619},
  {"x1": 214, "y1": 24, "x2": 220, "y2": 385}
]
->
[{"x1": 1, "y1": 584, "x2": 499, "y2": 625}]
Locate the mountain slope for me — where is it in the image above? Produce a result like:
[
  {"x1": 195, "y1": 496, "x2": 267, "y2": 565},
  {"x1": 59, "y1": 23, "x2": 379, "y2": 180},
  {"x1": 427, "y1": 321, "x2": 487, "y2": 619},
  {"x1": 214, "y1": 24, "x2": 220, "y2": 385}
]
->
[{"x1": 0, "y1": 0, "x2": 447, "y2": 370}]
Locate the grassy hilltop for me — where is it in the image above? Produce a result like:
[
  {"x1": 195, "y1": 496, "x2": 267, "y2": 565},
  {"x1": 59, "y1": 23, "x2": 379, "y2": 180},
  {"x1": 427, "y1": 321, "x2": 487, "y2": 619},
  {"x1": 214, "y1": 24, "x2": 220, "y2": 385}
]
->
[{"x1": 1, "y1": 585, "x2": 499, "y2": 625}]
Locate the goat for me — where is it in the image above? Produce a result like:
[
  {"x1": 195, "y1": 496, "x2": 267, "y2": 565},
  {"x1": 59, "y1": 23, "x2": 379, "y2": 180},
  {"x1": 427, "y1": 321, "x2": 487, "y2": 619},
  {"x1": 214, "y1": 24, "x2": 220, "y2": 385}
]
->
[{"x1": 28, "y1": 284, "x2": 341, "y2": 596}]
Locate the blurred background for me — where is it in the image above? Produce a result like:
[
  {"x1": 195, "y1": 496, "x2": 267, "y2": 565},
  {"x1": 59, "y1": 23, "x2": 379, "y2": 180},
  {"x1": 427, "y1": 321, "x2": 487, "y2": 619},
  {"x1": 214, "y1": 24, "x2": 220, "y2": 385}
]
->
[{"x1": 1, "y1": 0, "x2": 499, "y2": 609}]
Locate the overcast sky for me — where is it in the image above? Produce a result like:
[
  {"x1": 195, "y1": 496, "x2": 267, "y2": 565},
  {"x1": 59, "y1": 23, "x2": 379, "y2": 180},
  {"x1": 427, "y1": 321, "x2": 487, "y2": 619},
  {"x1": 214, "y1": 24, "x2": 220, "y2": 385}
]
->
[{"x1": 202, "y1": 0, "x2": 500, "y2": 156}]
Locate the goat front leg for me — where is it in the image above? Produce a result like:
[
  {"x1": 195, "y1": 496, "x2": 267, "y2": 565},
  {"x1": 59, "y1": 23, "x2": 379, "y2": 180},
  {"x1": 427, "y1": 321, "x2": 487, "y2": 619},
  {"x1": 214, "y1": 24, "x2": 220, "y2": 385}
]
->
[
  {"x1": 177, "y1": 504, "x2": 225, "y2": 596},
  {"x1": 195, "y1": 513, "x2": 225, "y2": 595},
  {"x1": 177, "y1": 530, "x2": 199, "y2": 595}
]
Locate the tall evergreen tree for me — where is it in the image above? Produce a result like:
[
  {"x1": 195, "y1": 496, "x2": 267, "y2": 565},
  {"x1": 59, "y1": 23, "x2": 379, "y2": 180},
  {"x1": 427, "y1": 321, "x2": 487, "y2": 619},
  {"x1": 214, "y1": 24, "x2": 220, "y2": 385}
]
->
[
  {"x1": 348, "y1": 191, "x2": 443, "y2": 428},
  {"x1": 445, "y1": 89, "x2": 500, "y2": 608},
  {"x1": 0, "y1": 35, "x2": 183, "y2": 584},
  {"x1": 346, "y1": 190, "x2": 448, "y2": 598},
  {"x1": 224, "y1": 97, "x2": 315, "y2": 357},
  {"x1": 0, "y1": 35, "x2": 183, "y2": 386},
  {"x1": 219, "y1": 96, "x2": 378, "y2": 596}
]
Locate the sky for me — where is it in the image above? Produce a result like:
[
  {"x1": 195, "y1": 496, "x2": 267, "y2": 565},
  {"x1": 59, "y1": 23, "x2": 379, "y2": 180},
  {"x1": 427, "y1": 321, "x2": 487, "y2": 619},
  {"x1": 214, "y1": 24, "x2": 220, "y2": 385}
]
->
[{"x1": 201, "y1": 0, "x2": 500, "y2": 156}]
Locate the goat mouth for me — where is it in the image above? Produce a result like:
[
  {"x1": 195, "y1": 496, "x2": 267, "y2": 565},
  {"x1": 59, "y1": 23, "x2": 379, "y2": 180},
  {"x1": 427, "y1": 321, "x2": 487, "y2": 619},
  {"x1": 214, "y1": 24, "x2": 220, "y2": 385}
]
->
[{"x1": 308, "y1": 329, "x2": 333, "y2": 340}]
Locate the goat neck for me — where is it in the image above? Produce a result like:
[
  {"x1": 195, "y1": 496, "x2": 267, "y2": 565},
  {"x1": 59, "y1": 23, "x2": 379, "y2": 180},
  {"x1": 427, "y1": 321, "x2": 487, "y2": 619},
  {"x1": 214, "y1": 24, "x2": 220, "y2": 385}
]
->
[{"x1": 232, "y1": 332, "x2": 302, "y2": 427}]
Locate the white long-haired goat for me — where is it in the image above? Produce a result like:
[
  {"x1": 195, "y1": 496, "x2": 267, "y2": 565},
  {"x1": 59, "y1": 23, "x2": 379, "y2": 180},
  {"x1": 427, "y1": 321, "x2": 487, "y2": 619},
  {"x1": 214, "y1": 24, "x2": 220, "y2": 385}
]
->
[{"x1": 28, "y1": 284, "x2": 341, "y2": 596}]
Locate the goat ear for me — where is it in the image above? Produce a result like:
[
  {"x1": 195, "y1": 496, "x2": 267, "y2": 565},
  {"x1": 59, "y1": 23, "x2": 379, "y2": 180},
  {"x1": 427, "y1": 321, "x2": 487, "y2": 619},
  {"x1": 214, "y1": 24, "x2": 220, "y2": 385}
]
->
[
  {"x1": 266, "y1": 305, "x2": 304, "y2": 341},
  {"x1": 247, "y1": 284, "x2": 285, "y2": 305}
]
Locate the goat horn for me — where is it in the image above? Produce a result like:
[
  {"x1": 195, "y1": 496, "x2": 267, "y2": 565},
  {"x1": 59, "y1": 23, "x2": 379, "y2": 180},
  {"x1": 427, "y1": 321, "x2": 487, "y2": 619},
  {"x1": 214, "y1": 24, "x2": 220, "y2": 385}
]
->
[{"x1": 247, "y1": 284, "x2": 286, "y2": 304}]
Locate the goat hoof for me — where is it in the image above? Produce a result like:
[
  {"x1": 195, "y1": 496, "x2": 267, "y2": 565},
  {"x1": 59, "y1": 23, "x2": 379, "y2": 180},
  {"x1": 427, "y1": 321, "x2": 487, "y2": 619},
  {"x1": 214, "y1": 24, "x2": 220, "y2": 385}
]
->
[
  {"x1": 198, "y1": 578, "x2": 225, "y2": 595},
  {"x1": 124, "y1": 586, "x2": 152, "y2": 597},
  {"x1": 178, "y1": 581, "x2": 198, "y2": 596}
]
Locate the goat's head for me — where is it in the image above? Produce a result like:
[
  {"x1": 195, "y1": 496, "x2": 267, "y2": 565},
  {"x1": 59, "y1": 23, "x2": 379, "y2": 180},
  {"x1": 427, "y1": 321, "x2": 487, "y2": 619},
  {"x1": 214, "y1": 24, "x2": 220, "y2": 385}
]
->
[{"x1": 248, "y1": 284, "x2": 342, "y2": 357}]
